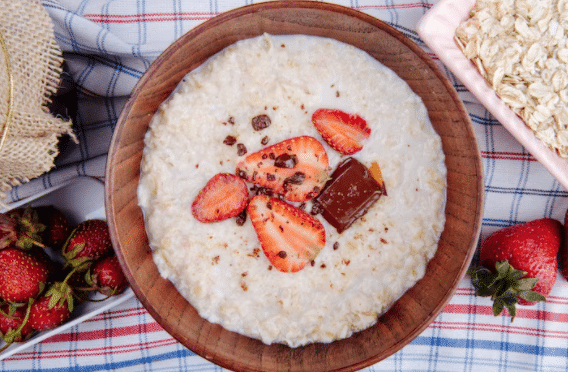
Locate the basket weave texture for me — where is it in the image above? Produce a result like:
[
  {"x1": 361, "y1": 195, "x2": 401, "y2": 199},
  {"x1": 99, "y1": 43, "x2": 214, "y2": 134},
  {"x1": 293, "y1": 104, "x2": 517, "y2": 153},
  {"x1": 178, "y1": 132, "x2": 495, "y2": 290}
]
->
[{"x1": 0, "y1": 0, "x2": 75, "y2": 198}]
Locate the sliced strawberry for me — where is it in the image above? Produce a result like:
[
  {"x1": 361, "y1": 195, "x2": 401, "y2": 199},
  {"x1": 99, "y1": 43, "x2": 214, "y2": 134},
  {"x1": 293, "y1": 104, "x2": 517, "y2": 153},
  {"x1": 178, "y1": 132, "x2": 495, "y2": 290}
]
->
[
  {"x1": 236, "y1": 136, "x2": 329, "y2": 202},
  {"x1": 311, "y1": 108, "x2": 371, "y2": 155},
  {"x1": 247, "y1": 195, "x2": 326, "y2": 273},
  {"x1": 192, "y1": 173, "x2": 249, "y2": 223}
]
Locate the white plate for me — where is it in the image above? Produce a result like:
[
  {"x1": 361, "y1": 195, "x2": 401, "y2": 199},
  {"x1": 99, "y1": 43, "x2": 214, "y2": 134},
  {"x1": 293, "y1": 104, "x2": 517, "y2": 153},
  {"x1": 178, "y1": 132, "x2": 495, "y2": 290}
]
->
[
  {"x1": 0, "y1": 176, "x2": 134, "y2": 360},
  {"x1": 417, "y1": 0, "x2": 568, "y2": 190}
]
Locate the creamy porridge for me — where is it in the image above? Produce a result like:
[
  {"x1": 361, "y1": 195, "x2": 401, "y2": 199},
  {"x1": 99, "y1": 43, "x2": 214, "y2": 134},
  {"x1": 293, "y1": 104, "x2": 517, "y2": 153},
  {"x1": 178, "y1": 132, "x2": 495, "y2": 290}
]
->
[{"x1": 138, "y1": 34, "x2": 447, "y2": 347}]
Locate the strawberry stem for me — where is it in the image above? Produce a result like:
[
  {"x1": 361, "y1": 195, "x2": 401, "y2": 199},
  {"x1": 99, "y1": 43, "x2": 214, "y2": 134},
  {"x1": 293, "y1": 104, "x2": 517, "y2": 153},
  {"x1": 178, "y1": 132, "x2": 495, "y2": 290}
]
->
[{"x1": 468, "y1": 261, "x2": 545, "y2": 321}]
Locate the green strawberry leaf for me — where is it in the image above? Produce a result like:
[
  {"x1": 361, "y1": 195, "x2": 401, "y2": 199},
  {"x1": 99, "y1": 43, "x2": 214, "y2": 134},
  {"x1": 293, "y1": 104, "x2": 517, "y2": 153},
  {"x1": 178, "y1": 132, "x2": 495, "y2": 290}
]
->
[
  {"x1": 517, "y1": 290, "x2": 546, "y2": 302},
  {"x1": 492, "y1": 298, "x2": 505, "y2": 317},
  {"x1": 515, "y1": 278, "x2": 539, "y2": 291}
]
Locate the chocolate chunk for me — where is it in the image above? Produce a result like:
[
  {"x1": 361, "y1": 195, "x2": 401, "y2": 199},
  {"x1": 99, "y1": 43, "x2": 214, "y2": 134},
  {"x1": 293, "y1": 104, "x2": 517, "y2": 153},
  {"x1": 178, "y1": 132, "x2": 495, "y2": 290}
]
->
[
  {"x1": 237, "y1": 143, "x2": 247, "y2": 156},
  {"x1": 274, "y1": 153, "x2": 297, "y2": 169},
  {"x1": 310, "y1": 203, "x2": 324, "y2": 216},
  {"x1": 251, "y1": 114, "x2": 271, "y2": 131},
  {"x1": 250, "y1": 184, "x2": 274, "y2": 197},
  {"x1": 313, "y1": 157, "x2": 385, "y2": 233},
  {"x1": 223, "y1": 135, "x2": 237, "y2": 146},
  {"x1": 235, "y1": 209, "x2": 247, "y2": 226},
  {"x1": 283, "y1": 172, "x2": 305, "y2": 186}
]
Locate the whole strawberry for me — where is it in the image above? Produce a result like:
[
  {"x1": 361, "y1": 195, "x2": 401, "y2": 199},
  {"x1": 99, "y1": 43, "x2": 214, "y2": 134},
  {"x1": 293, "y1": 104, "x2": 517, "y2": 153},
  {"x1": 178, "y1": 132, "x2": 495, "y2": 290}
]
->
[
  {"x1": 0, "y1": 207, "x2": 46, "y2": 250},
  {"x1": 560, "y1": 209, "x2": 568, "y2": 281},
  {"x1": 62, "y1": 219, "x2": 113, "y2": 267},
  {"x1": 35, "y1": 206, "x2": 72, "y2": 250},
  {"x1": 0, "y1": 303, "x2": 33, "y2": 350},
  {"x1": 28, "y1": 282, "x2": 73, "y2": 331},
  {"x1": 469, "y1": 218, "x2": 563, "y2": 320},
  {"x1": 85, "y1": 255, "x2": 128, "y2": 296},
  {"x1": 0, "y1": 247, "x2": 50, "y2": 303}
]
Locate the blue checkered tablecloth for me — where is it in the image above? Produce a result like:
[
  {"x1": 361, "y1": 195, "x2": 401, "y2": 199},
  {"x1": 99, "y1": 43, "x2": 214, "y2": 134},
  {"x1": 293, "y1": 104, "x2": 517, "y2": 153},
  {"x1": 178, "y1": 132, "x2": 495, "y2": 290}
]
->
[{"x1": 2, "y1": 0, "x2": 568, "y2": 371}]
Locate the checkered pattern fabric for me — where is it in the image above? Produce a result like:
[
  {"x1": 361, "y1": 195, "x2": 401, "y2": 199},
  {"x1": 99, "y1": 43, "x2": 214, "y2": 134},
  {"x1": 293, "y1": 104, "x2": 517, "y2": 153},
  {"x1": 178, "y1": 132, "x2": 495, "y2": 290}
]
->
[{"x1": 2, "y1": 0, "x2": 568, "y2": 371}]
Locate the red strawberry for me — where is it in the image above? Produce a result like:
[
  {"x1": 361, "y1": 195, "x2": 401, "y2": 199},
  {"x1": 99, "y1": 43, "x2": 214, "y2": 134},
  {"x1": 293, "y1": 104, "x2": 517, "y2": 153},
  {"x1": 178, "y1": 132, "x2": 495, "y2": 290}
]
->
[
  {"x1": 0, "y1": 247, "x2": 50, "y2": 303},
  {"x1": 469, "y1": 218, "x2": 563, "y2": 320},
  {"x1": 85, "y1": 255, "x2": 128, "y2": 296},
  {"x1": 192, "y1": 173, "x2": 249, "y2": 223},
  {"x1": 62, "y1": 219, "x2": 113, "y2": 267},
  {"x1": 0, "y1": 207, "x2": 46, "y2": 250},
  {"x1": 311, "y1": 108, "x2": 371, "y2": 155},
  {"x1": 35, "y1": 206, "x2": 72, "y2": 250},
  {"x1": 28, "y1": 282, "x2": 73, "y2": 331},
  {"x1": 560, "y1": 209, "x2": 568, "y2": 281},
  {"x1": 247, "y1": 195, "x2": 326, "y2": 273},
  {"x1": 236, "y1": 136, "x2": 329, "y2": 202},
  {"x1": 0, "y1": 303, "x2": 33, "y2": 349}
]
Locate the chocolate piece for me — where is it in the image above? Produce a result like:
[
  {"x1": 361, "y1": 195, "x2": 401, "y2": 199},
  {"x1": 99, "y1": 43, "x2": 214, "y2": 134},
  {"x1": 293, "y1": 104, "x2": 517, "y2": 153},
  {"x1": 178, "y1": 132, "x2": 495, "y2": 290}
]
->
[
  {"x1": 237, "y1": 143, "x2": 247, "y2": 156},
  {"x1": 313, "y1": 157, "x2": 385, "y2": 233},
  {"x1": 223, "y1": 135, "x2": 237, "y2": 146},
  {"x1": 274, "y1": 153, "x2": 297, "y2": 169},
  {"x1": 251, "y1": 114, "x2": 271, "y2": 131}
]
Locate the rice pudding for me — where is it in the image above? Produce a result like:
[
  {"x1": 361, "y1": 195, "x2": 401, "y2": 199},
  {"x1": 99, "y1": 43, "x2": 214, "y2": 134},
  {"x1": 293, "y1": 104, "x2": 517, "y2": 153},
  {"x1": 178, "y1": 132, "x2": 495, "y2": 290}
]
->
[{"x1": 137, "y1": 34, "x2": 447, "y2": 347}]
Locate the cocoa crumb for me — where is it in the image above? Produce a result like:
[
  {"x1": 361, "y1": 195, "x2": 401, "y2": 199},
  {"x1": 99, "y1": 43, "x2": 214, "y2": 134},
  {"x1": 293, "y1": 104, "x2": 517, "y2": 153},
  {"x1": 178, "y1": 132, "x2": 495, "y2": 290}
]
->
[
  {"x1": 261, "y1": 136, "x2": 270, "y2": 145},
  {"x1": 248, "y1": 248, "x2": 261, "y2": 258},
  {"x1": 241, "y1": 283, "x2": 248, "y2": 291},
  {"x1": 223, "y1": 135, "x2": 237, "y2": 146},
  {"x1": 310, "y1": 203, "x2": 323, "y2": 216},
  {"x1": 235, "y1": 210, "x2": 247, "y2": 226},
  {"x1": 228, "y1": 116, "x2": 235, "y2": 125},
  {"x1": 380, "y1": 238, "x2": 388, "y2": 244},
  {"x1": 241, "y1": 272, "x2": 248, "y2": 277},
  {"x1": 212, "y1": 256, "x2": 220, "y2": 265},
  {"x1": 333, "y1": 242, "x2": 339, "y2": 250},
  {"x1": 237, "y1": 143, "x2": 247, "y2": 156}
]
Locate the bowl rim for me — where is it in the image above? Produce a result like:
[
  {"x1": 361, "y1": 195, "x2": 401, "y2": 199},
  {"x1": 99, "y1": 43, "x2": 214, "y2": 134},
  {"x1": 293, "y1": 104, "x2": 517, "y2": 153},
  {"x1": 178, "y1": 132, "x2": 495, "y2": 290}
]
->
[{"x1": 105, "y1": 1, "x2": 484, "y2": 371}]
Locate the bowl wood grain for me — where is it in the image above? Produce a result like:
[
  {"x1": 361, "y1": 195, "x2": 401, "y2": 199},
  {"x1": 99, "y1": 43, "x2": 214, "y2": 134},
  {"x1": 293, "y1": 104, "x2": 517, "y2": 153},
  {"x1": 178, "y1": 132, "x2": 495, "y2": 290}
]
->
[{"x1": 105, "y1": 2, "x2": 484, "y2": 371}]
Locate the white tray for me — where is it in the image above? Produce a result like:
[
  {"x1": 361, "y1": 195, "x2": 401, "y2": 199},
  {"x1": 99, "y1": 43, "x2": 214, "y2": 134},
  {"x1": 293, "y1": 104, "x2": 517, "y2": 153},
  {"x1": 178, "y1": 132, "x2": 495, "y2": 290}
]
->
[
  {"x1": 417, "y1": 0, "x2": 568, "y2": 190},
  {"x1": 0, "y1": 176, "x2": 134, "y2": 360}
]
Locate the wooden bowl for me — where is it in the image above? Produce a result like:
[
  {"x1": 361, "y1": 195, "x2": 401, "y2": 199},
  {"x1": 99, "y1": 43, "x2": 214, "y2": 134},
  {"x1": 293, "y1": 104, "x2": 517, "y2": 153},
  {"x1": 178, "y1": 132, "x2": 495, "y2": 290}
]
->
[{"x1": 105, "y1": 2, "x2": 484, "y2": 371}]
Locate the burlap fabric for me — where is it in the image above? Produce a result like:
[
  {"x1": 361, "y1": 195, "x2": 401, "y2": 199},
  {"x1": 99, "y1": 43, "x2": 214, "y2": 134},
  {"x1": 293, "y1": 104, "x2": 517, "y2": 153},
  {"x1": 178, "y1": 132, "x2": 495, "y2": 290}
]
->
[{"x1": 0, "y1": 0, "x2": 75, "y2": 201}]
